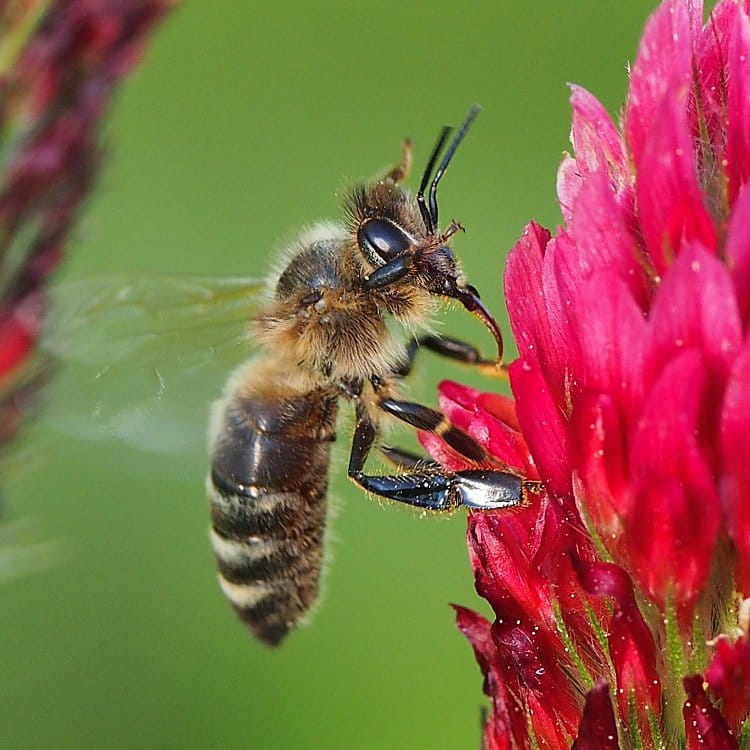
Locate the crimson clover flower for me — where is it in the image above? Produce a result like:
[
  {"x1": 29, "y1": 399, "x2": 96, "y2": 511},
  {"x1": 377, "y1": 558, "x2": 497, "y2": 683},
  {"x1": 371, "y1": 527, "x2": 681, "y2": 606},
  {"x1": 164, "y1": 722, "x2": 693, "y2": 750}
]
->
[
  {"x1": 0, "y1": 0, "x2": 171, "y2": 575},
  {"x1": 421, "y1": 1, "x2": 750, "y2": 747}
]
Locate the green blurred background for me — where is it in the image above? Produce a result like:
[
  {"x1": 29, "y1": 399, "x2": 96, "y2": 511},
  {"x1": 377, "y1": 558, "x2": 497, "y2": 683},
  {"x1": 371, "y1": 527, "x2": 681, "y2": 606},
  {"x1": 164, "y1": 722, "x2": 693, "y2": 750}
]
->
[{"x1": 4, "y1": 2, "x2": 660, "y2": 748}]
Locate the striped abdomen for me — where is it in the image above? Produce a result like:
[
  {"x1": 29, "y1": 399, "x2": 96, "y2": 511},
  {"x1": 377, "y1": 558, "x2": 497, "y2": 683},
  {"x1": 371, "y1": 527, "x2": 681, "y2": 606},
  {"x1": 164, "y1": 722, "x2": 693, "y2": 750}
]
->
[{"x1": 207, "y1": 378, "x2": 338, "y2": 646}]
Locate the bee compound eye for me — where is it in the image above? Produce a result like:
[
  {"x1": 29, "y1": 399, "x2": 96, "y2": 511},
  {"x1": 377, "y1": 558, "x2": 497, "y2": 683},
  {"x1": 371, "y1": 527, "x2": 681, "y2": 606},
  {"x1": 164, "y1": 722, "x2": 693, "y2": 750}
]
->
[{"x1": 357, "y1": 219, "x2": 412, "y2": 266}]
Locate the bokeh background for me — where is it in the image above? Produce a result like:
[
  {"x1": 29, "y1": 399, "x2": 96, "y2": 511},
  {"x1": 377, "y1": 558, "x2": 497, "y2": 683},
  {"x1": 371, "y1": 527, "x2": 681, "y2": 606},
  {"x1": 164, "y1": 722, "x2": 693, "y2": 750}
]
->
[{"x1": 3, "y1": 2, "x2": 663, "y2": 748}]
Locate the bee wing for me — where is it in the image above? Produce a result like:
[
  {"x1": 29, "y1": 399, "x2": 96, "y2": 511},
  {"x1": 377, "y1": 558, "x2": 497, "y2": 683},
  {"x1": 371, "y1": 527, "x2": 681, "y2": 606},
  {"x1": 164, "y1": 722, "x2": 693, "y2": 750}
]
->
[{"x1": 38, "y1": 274, "x2": 267, "y2": 456}]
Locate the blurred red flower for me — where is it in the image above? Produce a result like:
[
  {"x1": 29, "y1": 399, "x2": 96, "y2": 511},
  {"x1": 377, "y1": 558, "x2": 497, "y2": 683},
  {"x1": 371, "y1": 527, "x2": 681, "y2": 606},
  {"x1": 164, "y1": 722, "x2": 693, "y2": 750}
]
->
[
  {"x1": 0, "y1": 1, "x2": 171, "y2": 580},
  {"x1": 0, "y1": 0, "x2": 172, "y2": 448},
  {"x1": 422, "y1": 1, "x2": 750, "y2": 746}
]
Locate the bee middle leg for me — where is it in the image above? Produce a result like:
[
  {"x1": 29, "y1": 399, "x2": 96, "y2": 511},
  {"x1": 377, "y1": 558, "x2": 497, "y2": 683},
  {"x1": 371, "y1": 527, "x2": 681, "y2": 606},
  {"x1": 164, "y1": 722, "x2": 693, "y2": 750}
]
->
[
  {"x1": 377, "y1": 395, "x2": 488, "y2": 462},
  {"x1": 396, "y1": 334, "x2": 507, "y2": 378},
  {"x1": 348, "y1": 403, "x2": 534, "y2": 512}
]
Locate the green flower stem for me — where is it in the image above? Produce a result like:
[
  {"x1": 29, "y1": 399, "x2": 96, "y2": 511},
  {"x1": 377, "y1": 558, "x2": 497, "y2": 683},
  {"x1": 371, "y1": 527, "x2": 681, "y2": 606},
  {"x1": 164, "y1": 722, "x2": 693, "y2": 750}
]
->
[
  {"x1": 553, "y1": 598, "x2": 594, "y2": 691},
  {"x1": 663, "y1": 593, "x2": 688, "y2": 741}
]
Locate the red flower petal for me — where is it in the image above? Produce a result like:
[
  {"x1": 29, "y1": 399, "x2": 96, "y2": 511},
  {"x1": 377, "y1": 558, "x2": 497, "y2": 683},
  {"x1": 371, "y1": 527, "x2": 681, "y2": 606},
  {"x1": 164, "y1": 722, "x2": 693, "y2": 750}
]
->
[
  {"x1": 705, "y1": 635, "x2": 750, "y2": 731},
  {"x1": 727, "y1": 7, "x2": 750, "y2": 205},
  {"x1": 571, "y1": 392, "x2": 629, "y2": 542},
  {"x1": 575, "y1": 560, "x2": 661, "y2": 718},
  {"x1": 476, "y1": 391, "x2": 520, "y2": 432},
  {"x1": 724, "y1": 184, "x2": 750, "y2": 326},
  {"x1": 418, "y1": 431, "x2": 472, "y2": 473},
  {"x1": 550, "y1": 540, "x2": 611, "y2": 668},
  {"x1": 437, "y1": 380, "x2": 484, "y2": 413},
  {"x1": 469, "y1": 409, "x2": 536, "y2": 476},
  {"x1": 454, "y1": 606, "x2": 527, "y2": 750},
  {"x1": 493, "y1": 624, "x2": 580, "y2": 748},
  {"x1": 504, "y1": 223, "x2": 552, "y2": 368},
  {"x1": 571, "y1": 681, "x2": 621, "y2": 750},
  {"x1": 629, "y1": 477, "x2": 719, "y2": 612},
  {"x1": 559, "y1": 86, "x2": 629, "y2": 222},
  {"x1": 0, "y1": 309, "x2": 37, "y2": 378},
  {"x1": 435, "y1": 381, "x2": 477, "y2": 434},
  {"x1": 566, "y1": 271, "x2": 647, "y2": 429},
  {"x1": 505, "y1": 222, "x2": 568, "y2": 407},
  {"x1": 557, "y1": 154, "x2": 581, "y2": 226},
  {"x1": 468, "y1": 510, "x2": 556, "y2": 628},
  {"x1": 720, "y1": 339, "x2": 750, "y2": 594},
  {"x1": 624, "y1": 0, "x2": 696, "y2": 168},
  {"x1": 558, "y1": 169, "x2": 649, "y2": 310},
  {"x1": 509, "y1": 356, "x2": 571, "y2": 498},
  {"x1": 636, "y1": 81, "x2": 716, "y2": 272},
  {"x1": 683, "y1": 674, "x2": 739, "y2": 750},
  {"x1": 695, "y1": 0, "x2": 736, "y2": 168},
  {"x1": 436, "y1": 381, "x2": 519, "y2": 437},
  {"x1": 646, "y1": 242, "x2": 742, "y2": 387},
  {"x1": 454, "y1": 605, "x2": 495, "y2": 671},
  {"x1": 628, "y1": 350, "x2": 720, "y2": 609},
  {"x1": 568, "y1": 86, "x2": 628, "y2": 184}
]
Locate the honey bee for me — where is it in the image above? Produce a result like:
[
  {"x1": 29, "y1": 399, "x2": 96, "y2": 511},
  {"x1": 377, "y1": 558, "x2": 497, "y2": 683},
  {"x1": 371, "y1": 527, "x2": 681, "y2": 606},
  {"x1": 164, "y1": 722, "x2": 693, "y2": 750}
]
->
[{"x1": 206, "y1": 107, "x2": 541, "y2": 646}]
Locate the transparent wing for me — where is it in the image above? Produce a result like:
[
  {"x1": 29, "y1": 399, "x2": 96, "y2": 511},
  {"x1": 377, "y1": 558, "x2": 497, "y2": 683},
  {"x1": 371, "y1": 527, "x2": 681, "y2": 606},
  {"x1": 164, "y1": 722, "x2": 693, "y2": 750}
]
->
[{"x1": 39, "y1": 274, "x2": 266, "y2": 455}]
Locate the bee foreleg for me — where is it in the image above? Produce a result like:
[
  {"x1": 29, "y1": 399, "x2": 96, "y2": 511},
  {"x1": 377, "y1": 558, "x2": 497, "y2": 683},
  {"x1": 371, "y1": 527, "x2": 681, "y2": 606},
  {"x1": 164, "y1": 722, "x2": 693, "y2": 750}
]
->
[{"x1": 395, "y1": 334, "x2": 508, "y2": 378}]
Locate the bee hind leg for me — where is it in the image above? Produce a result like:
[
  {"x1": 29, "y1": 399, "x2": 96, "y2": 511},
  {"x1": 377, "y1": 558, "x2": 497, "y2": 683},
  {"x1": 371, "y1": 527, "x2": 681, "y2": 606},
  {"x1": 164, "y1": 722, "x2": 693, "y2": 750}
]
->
[{"x1": 348, "y1": 404, "x2": 533, "y2": 512}]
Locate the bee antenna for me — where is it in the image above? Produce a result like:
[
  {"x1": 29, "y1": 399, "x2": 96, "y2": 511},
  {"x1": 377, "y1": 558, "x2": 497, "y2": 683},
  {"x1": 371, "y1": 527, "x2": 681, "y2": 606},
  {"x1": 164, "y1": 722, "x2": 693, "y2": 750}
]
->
[
  {"x1": 428, "y1": 104, "x2": 481, "y2": 231},
  {"x1": 417, "y1": 125, "x2": 452, "y2": 235}
]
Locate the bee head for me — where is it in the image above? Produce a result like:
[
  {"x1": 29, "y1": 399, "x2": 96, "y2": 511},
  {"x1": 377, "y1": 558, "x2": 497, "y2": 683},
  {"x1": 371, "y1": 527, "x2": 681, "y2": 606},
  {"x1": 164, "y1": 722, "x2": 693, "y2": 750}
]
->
[{"x1": 354, "y1": 106, "x2": 504, "y2": 362}]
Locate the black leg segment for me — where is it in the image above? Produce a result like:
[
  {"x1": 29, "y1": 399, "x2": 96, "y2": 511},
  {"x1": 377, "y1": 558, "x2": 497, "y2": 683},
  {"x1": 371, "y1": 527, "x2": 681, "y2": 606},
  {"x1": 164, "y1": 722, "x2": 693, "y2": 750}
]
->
[
  {"x1": 348, "y1": 404, "x2": 535, "y2": 512},
  {"x1": 378, "y1": 396, "x2": 486, "y2": 463},
  {"x1": 396, "y1": 333, "x2": 500, "y2": 378}
]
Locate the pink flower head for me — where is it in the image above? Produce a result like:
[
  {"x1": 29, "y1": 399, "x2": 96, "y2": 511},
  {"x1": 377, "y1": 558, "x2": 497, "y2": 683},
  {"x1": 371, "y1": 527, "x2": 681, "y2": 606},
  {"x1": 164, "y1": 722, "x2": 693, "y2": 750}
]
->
[{"x1": 422, "y1": 0, "x2": 750, "y2": 745}]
